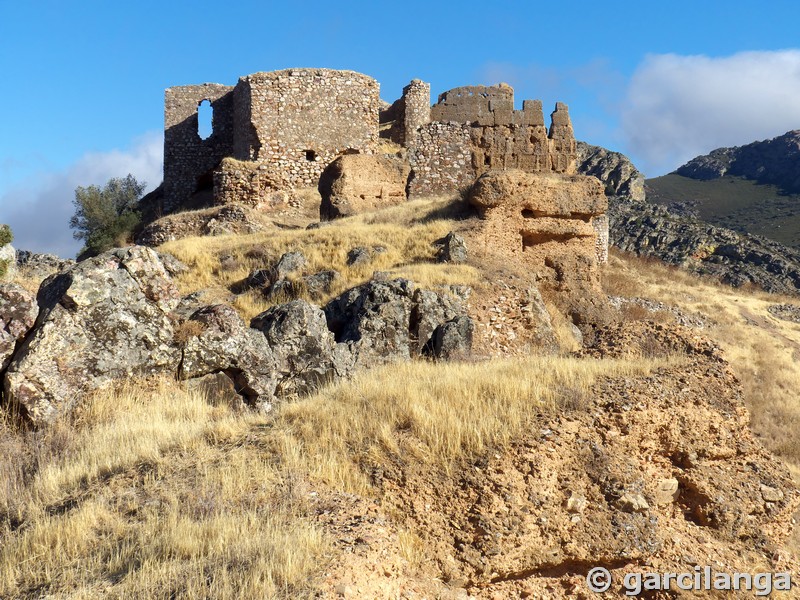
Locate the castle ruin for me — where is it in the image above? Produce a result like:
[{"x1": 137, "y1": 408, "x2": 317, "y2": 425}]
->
[
  {"x1": 161, "y1": 68, "x2": 578, "y2": 211},
  {"x1": 163, "y1": 69, "x2": 380, "y2": 213}
]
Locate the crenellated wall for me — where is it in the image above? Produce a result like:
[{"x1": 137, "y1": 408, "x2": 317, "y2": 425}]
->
[{"x1": 407, "y1": 86, "x2": 578, "y2": 197}]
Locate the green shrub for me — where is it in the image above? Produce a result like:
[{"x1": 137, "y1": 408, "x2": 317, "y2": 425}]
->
[
  {"x1": 69, "y1": 174, "x2": 144, "y2": 258},
  {"x1": 0, "y1": 224, "x2": 13, "y2": 246}
]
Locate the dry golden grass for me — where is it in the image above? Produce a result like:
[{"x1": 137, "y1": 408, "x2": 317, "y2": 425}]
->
[
  {"x1": 5, "y1": 195, "x2": 800, "y2": 596},
  {"x1": 0, "y1": 380, "x2": 327, "y2": 599},
  {"x1": 604, "y1": 249, "x2": 800, "y2": 477},
  {"x1": 0, "y1": 352, "x2": 672, "y2": 598},
  {"x1": 271, "y1": 356, "x2": 674, "y2": 492},
  {"x1": 160, "y1": 196, "x2": 472, "y2": 321}
]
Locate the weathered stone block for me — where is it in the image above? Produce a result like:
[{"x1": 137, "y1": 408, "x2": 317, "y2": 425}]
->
[{"x1": 319, "y1": 154, "x2": 411, "y2": 220}]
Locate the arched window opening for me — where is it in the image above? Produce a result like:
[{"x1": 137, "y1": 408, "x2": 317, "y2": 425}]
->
[{"x1": 198, "y1": 100, "x2": 213, "y2": 140}]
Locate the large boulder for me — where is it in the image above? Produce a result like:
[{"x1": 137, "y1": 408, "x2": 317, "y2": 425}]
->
[
  {"x1": 3, "y1": 246, "x2": 182, "y2": 425},
  {"x1": 0, "y1": 284, "x2": 38, "y2": 372},
  {"x1": 324, "y1": 279, "x2": 416, "y2": 366},
  {"x1": 180, "y1": 304, "x2": 279, "y2": 408},
  {"x1": 252, "y1": 300, "x2": 352, "y2": 398},
  {"x1": 324, "y1": 279, "x2": 472, "y2": 368},
  {"x1": 319, "y1": 154, "x2": 411, "y2": 220}
]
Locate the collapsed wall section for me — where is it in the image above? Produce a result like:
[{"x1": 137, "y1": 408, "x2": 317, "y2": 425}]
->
[
  {"x1": 163, "y1": 84, "x2": 235, "y2": 213},
  {"x1": 232, "y1": 69, "x2": 381, "y2": 188}
]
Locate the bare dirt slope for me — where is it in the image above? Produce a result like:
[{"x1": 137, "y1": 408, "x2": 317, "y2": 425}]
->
[
  {"x1": 3, "y1": 198, "x2": 800, "y2": 599},
  {"x1": 311, "y1": 323, "x2": 798, "y2": 599}
]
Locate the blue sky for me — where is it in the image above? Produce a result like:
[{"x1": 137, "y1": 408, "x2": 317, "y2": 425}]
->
[{"x1": 3, "y1": 0, "x2": 800, "y2": 257}]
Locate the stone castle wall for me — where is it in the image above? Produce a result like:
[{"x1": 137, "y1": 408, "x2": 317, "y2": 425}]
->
[
  {"x1": 407, "y1": 90, "x2": 578, "y2": 197},
  {"x1": 407, "y1": 122, "x2": 475, "y2": 197},
  {"x1": 232, "y1": 69, "x2": 380, "y2": 189},
  {"x1": 162, "y1": 69, "x2": 380, "y2": 211},
  {"x1": 163, "y1": 84, "x2": 235, "y2": 213},
  {"x1": 213, "y1": 158, "x2": 288, "y2": 207},
  {"x1": 161, "y1": 72, "x2": 579, "y2": 217}
]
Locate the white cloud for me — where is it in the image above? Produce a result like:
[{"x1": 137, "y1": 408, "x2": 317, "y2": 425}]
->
[
  {"x1": 621, "y1": 50, "x2": 800, "y2": 176},
  {"x1": 0, "y1": 132, "x2": 163, "y2": 258}
]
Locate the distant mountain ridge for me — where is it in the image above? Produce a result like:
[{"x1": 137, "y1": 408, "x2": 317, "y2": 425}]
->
[
  {"x1": 675, "y1": 130, "x2": 800, "y2": 193},
  {"x1": 576, "y1": 141, "x2": 800, "y2": 295}
]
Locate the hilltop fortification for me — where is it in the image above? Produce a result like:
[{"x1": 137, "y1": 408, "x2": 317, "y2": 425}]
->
[{"x1": 160, "y1": 68, "x2": 578, "y2": 211}]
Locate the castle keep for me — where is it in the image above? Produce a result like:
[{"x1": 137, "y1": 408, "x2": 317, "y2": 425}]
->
[
  {"x1": 161, "y1": 68, "x2": 578, "y2": 210},
  {"x1": 163, "y1": 69, "x2": 380, "y2": 212}
]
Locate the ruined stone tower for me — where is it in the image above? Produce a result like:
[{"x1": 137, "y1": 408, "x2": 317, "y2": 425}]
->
[
  {"x1": 162, "y1": 69, "x2": 380, "y2": 212},
  {"x1": 160, "y1": 69, "x2": 579, "y2": 214}
]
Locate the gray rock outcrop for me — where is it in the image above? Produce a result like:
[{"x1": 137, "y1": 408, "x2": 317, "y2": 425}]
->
[
  {"x1": 432, "y1": 316, "x2": 473, "y2": 360},
  {"x1": 576, "y1": 141, "x2": 645, "y2": 203},
  {"x1": 251, "y1": 300, "x2": 352, "y2": 398},
  {"x1": 1, "y1": 248, "x2": 475, "y2": 426},
  {"x1": 4, "y1": 246, "x2": 182, "y2": 424},
  {"x1": 15, "y1": 250, "x2": 75, "y2": 283},
  {"x1": 0, "y1": 284, "x2": 38, "y2": 372},
  {"x1": 675, "y1": 130, "x2": 800, "y2": 193},
  {"x1": 324, "y1": 278, "x2": 472, "y2": 368},
  {"x1": 434, "y1": 232, "x2": 467, "y2": 264},
  {"x1": 180, "y1": 304, "x2": 278, "y2": 408}
]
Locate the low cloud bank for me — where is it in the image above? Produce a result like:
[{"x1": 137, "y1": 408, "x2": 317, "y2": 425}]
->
[
  {"x1": 0, "y1": 132, "x2": 163, "y2": 258},
  {"x1": 621, "y1": 50, "x2": 800, "y2": 176}
]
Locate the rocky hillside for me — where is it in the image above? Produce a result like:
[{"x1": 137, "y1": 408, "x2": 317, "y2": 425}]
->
[
  {"x1": 577, "y1": 141, "x2": 800, "y2": 294},
  {"x1": 675, "y1": 130, "x2": 800, "y2": 192},
  {"x1": 646, "y1": 130, "x2": 800, "y2": 249},
  {"x1": 2, "y1": 181, "x2": 800, "y2": 598}
]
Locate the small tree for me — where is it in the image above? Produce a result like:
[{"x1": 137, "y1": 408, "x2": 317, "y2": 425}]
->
[
  {"x1": 70, "y1": 174, "x2": 145, "y2": 257},
  {"x1": 0, "y1": 224, "x2": 13, "y2": 246}
]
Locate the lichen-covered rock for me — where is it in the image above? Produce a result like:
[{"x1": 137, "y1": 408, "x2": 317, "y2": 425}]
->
[
  {"x1": 136, "y1": 204, "x2": 265, "y2": 246},
  {"x1": 0, "y1": 243, "x2": 16, "y2": 282},
  {"x1": 300, "y1": 269, "x2": 340, "y2": 300},
  {"x1": 0, "y1": 284, "x2": 38, "y2": 372},
  {"x1": 319, "y1": 154, "x2": 411, "y2": 220},
  {"x1": 346, "y1": 246, "x2": 372, "y2": 267},
  {"x1": 325, "y1": 279, "x2": 471, "y2": 367},
  {"x1": 431, "y1": 316, "x2": 474, "y2": 360},
  {"x1": 247, "y1": 252, "x2": 306, "y2": 295},
  {"x1": 3, "y1": 246, "x2": 182, "y2": 425},
  {"x1": 411, "y1": 288, "x2": 465, "y2": 355},
  {"x1": 251, "y1": 300, "x2": 351, "y2": 398},
  {"x1": 324, "y1": 279, "x2": 416, "y2": 366},
  {"x1": 180, "y1": 304, "x2": 278, "y2": 408},
  {"x1": 15, "y1": 250, "x2": 75, "y2": 284}
]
